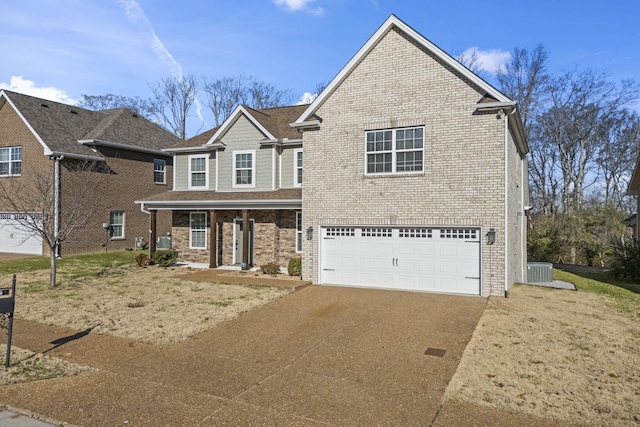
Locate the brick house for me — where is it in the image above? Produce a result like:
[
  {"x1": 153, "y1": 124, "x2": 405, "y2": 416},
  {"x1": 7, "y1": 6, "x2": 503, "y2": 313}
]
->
[
  {"x1": 137, "y1": 104, "x2": 306, "y2": 268},
  {"x1": 140, "y1": 15, "x2": 529, "y2": 297},
  {"x1": 0, "y1": 90, "x2": 178, "y2": 255}
]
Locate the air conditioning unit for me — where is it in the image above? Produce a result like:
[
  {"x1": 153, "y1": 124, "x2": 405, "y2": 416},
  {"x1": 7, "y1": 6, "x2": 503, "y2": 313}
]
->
[
  {"x1": 157, "y1": 236, "x2": 172, "y2": 249},
  {"x1": 527, "y1": 262, "x2": 553, "y2": 283}
]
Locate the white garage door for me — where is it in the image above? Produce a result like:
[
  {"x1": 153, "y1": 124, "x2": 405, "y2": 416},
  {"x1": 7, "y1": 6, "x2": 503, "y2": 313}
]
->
[
  {"x1": 0, "y1": 213, "x2": 43, "y2": 255},
  {"x1": 320, "y1": 226, "x2": 481, "y2": 295}
]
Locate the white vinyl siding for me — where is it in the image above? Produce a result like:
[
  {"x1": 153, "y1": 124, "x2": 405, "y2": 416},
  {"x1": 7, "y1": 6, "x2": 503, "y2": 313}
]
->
[
  {"x1": 294, "y1": 148, "x2": 303, "y2": 187},
  {"x1": 233, "y1": 150, "x2": 255, "y2": 188},
  {"x1": 0, "y1": 146, "x2": 21, "y2": 177},
  {"x1": 365, "y1": 127, "x2": 424, "y2": 175},
  {"x1": 110, "y1": 211, "x2": 125, "y2": 239},
  {"x1": 189, "y1": 155, "x2": 208, "y2": 189},
  {"x1": 190, "y1": 212, "x2": 207, "y2": 249}
]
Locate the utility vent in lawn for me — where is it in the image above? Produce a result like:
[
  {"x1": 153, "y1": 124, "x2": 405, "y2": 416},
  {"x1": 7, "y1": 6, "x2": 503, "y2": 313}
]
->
[{"x1": 527, "y1": 262, "x2": 553, "y2": 283}]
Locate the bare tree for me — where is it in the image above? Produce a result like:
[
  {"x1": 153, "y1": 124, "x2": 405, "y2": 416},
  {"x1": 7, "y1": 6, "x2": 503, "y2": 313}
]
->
[
  {"x1": 245, "y1": 77, "x2": 294, "y2": 109},
  {"x1": 596, "y1": 110, "x2": 640, "y2": 210},
  {"x1": 539, "y1": 70, "x2": 639, "y2": 212},
  {"x1": 0, "y1": 158, "x2": 107, "y2": 287},
  {"x1": 77, "y1": 94, "x2": 154, "y2": 119},
  {"x1": 456, "y1": 48, "x2": 486, "y2": 77},
  {"x1": 149, "y1": 75, "x2": 199, "y2": 140},
  {"x1": 497, "y1": 45, "x2": 549, "y2": 137},
  {"x1": 202, "y1": 75, "x2": 247, "y2": 126}
]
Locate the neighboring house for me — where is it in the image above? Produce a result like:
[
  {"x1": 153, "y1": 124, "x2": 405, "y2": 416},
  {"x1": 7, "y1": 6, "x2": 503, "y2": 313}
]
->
[
  {"x1": 139, "y1": 15, "x2": 529, "y2": 297},
  {"x1": 627, "y1": 156, "x2": 640, "y2": 240},
  {"x1": 137, "y1": 104, "x2": 306, "y2": 268},
  {"x1": 0, "y1": 90, "x2": 178, "y2": 255}
]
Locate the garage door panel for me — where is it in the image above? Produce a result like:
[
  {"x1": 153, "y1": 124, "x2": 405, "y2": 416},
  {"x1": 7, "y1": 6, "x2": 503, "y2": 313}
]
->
[
  {"x1": 320, "y1": 227, "x2": 480, "y2": 295},
  {"x1": 0, "y1": 216, "x2": 43, "y2": 255}
]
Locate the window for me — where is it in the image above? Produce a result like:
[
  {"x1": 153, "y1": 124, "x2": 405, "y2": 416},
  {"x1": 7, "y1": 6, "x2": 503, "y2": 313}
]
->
[
  {"x1": 0, "y1": 146, "x2": 22, "y2": 177},
  {"x1": 190, "y1": 212, "x2": 207, "y2": 249},
  {"x1": 296, "y1": 212, "x2": 302, "y2": 252},
  {"x1": 189, "y1": 155, "x2": 208, "y2": 189},
  {"x1": 154, "y1": 159, "x2": 166, "y2": 184},
  {"x1": 110, "y1": 211, "x2": 125, "y2": 239},
  {"x1": 233, "y1": 150, "x2": 255, "y2": 188},
  {"x1": 365, "y1": 127, "x2": 423, "y2": 175},
  {"x1": 294, "y1": 148, "x2": 303, "y2": 187}
]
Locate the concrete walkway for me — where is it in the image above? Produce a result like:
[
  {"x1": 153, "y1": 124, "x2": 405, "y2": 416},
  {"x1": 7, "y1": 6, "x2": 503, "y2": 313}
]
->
[{"x1": 0, "y1": 286, "x2": 564, "y2": 426}]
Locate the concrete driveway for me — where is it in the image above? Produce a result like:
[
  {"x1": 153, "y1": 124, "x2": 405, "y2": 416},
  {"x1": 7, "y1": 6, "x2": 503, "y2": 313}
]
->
[{"x1": 1, "y1": 285, "x2": 489, "y2": 426}]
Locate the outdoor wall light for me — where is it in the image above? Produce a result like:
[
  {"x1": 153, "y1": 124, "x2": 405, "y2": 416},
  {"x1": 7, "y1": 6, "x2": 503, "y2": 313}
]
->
[
  {"x1": 306, "y1": 226, "x2": 314, "y2": 240},
  {"x1": 486, "y1": 228, "x2": 496, "y2": 245}
]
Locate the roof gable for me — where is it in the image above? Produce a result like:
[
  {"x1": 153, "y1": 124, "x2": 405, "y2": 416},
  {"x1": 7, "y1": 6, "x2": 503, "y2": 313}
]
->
[
  {"x1": 0, "y1": 90, "x2": 179, "y2": 159},
  {"x1": 294, "y1": 14, "x2": 511, "y2": 126},
  {"x1": 205, "y1": 104, "x2": 308, "y2": 145}
]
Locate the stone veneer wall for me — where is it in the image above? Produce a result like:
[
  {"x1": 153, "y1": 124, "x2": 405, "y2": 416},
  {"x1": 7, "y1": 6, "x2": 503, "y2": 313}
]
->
[{"x1": 172, "y1": 210, "x2": 300, "y2": 268}]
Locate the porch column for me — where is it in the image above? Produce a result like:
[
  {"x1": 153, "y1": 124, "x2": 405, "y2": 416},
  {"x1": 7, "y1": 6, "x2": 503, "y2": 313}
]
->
[
  {"x1": 209, "y1": 210, "x2": 217, "y2": 268},
  {"x1": 242, "y1": 209, "x2": 250, "y2": 269},
  {"x1": 149, "y1": 210, "x2": 157, "y2": 258}
]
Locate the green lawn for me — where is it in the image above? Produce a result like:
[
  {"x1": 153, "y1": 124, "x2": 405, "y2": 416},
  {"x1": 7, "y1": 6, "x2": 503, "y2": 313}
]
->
[
  {"x1": 554, "y1": 268, "x2": 640, "y2": 318},
  {"x1": 0, "y1": 251, "x2": 138, "y2": 276}
]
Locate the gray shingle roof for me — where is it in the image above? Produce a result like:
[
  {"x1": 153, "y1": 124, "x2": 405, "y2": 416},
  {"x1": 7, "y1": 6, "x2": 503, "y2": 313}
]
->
[
  {"x1": 2, "y1": 90, "x2": 180, "y2": 157},
  {"x1": 176, "y1": 104, "x2": 309, "y2": 149},
  {"x1": 139, "y1": 188, "x2": 302, "y2": 203}
]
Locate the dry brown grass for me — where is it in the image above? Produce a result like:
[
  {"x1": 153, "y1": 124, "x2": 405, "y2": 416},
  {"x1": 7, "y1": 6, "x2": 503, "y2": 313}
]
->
[
  {"x1": 4, "y1": 264, "x2": 292, "y2": 345},
  {"x1": 0, "y1": 347, "x2": 93, "y2": 385},
  {"x1": 445, "y1": 284, "x2": 640, "y2": 427}
]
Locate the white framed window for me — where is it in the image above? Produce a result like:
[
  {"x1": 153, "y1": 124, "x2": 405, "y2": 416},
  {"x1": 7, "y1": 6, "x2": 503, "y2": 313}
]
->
[
  {"x1": 233, "y1": 150, "x2": 255, "y2": 188},
  {"x1": 293, "y1": 148, "x2": 303, "y2": 187},
  {"x1": 110, "y1": 211, "x2": 125, "y2": 239},
  {"x1": 0, "y1": 146, "x2": 22, "y2": 177},
  {"x1": 190, "y1": 212, "x2": 207, "y2": 249},
  {"x1": 188, "y1": 155, "x2": 208, "y2": 189},
  {"x1": 365, "y1": 127, "x2": 424, "y2": 175},
  {"x1": 153, "y1": 158, "x2": 166, "y2": 184},
  {"x1": 296, "y1": 212, "x2": 302, "y2": 253}
]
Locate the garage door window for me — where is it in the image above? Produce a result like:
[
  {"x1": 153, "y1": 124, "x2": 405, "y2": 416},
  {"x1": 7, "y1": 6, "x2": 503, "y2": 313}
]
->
[
  {"x1": 0, "y1": 146, "x2": 21, "y2": 177},
  {"x1": 440, "y1": 229, "x2": 478, "y2": 239},
  {"x1": 399, "y1": 228, "x2": 432, "y2": 238},
  {"x1": 365, "y1": 127, "x2": 423, "y2": 175},
  {"x1": 362, "y1": 228, "x2": 392, "y2": 237},
  {"x1": 326, "y1": 227, "x2": 355, "y2": 237}
]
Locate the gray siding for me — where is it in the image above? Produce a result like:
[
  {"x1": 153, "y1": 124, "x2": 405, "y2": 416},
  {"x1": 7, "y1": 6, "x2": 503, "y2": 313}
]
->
[
  {"x1": 217, "y1": 115, "x2": 274, "y2": 192},
  {"x1": 280, "y1": 146, "x2": 301, "y2": 189},
  {"x1": 174, "y1": 152, "x2": 217, "y2": 190}
]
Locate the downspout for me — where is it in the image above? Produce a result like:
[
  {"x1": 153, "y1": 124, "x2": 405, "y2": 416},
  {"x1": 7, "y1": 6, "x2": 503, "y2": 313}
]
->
[
  {"x1": 504, "y1": 108, "x2": 517, "y2": 298},
  {"x1": 52, "y1": 154, "x2": 64, "y2": 258}
]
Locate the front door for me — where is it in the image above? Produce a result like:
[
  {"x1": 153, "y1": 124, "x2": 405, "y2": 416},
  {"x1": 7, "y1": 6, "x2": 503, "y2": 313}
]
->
[{"x1": 234, "y1": 219, "x2": 254, "y2": 266}]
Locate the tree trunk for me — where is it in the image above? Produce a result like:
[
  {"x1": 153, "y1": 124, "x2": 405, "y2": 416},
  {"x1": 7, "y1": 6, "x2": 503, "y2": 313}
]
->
[{"x1": 49, "y1": 245, "x2": 57, "y2": 288}]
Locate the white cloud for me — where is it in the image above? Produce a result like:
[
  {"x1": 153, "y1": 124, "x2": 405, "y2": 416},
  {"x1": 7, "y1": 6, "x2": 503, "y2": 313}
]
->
[
  {"x1": 274, "y1": 0, "x2": 324, "y2": 16},
  {"x1": 459, "y1": 47, "x2": 511, "y2": 75},
  {"x1": 297, "y1": 92, "x2": 317, "y2": 104},
  {"x1": 0, "y1": 76, "x2": 76, "y2": 104}
]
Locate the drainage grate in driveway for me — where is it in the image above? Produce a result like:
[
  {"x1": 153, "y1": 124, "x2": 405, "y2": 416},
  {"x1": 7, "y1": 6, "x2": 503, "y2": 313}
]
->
[{"x1": 424, "y1": 347, "x2": 446, "y2": 357}]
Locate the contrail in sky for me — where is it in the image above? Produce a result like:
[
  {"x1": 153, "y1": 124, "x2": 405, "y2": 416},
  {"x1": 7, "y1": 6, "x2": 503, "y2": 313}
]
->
[
  {"x1": 115, "y1": 0, "x2": 183, "y2": 79},
  {"x1": 115, "y1": 0, "x2": 206, "y2": 126}
]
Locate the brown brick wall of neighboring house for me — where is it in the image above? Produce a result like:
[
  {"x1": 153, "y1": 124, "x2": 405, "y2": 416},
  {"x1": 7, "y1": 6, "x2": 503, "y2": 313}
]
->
[
  {"x1": 0, "y1": 100, "x2": 174, "y2": 256},
  {"x1": 60, "y1": 147, "x2": 173, "y2": 255},
  {"x1": 171, "y1": 210, "x2": 299, "y2": 268}
]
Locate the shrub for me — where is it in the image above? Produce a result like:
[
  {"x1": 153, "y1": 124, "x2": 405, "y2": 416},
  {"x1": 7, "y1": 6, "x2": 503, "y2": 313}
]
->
[
  {"x1": 152, "y1": 250, "x2": 179, "y2": 267},
  {"x1": 135, "y1": 253, "x2": 151, "y2": 267},
  {"x1": 260, "y1": 262, "x2": 280, "y2": 275},
  {"x1": 610, "y1": 241, "x2": 640, "y2": 282},
  {"x1": 288, "y1": 257, "x2": 302, "y2": 276}
]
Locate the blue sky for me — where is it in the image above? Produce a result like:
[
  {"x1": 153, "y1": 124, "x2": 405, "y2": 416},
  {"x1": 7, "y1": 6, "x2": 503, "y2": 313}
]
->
[{"x1": 1, "y1": 0, "x2": 639, "y2": 137}]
